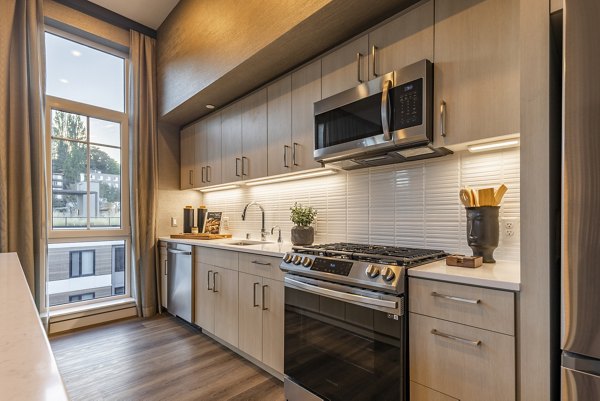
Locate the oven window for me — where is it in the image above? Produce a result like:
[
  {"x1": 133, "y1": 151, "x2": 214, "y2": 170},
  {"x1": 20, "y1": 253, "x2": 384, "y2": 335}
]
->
[
  {"x1": 315, "y1": 93, "x2": 383, "y2": 150},
  {"x1": 285, "y1": 287, "x2": 405, "y2": 401}
]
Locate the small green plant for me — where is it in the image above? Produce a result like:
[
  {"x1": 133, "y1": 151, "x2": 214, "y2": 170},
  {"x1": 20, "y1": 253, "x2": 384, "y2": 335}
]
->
[{"x1": 290, "y1": 202, "x2": 317, "y2": 227}]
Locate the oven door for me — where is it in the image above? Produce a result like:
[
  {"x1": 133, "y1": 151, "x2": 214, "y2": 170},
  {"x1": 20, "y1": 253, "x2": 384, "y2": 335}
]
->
[{"x1": 284, "y1": 275, "x2": 406, "y2": 401}]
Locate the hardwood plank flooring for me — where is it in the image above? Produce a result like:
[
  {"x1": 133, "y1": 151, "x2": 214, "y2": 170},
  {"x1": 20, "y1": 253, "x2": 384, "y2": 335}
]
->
[{"x1": 50, "y1": 315, "x2": 284, "y2": 401}]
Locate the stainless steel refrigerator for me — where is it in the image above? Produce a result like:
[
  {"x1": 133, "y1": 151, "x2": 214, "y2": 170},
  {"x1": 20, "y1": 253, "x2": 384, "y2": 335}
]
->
[{"x1": 561, "y1": 0, "x2": 600, "y2": 399}]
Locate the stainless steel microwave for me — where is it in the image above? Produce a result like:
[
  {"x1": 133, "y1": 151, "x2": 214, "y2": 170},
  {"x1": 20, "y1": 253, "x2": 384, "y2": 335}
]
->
[{"x1": 314, "y1": 59, "x2": 450, "y2": 170}]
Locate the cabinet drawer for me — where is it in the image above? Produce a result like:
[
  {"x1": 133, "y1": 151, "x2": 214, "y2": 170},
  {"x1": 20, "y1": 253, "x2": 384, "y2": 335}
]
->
[
  {"x1": 239, "y1": 253, "x2": 285, "y2": 282},
  {"x1": 195, "y1": 247, "x2": 239, "y2": 270},
  {"x1": 409, "y1": 278, "x2": 514, "y2": 335},
  {"x1": 410, "y1": 313, "x2": 515, "y2": 401},
  {"x1": 410, "y1": 381, "x2": 458, "y2": 401}
]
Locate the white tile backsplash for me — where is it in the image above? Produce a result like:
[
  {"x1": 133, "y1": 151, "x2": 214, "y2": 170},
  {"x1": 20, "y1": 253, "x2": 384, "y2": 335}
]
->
[{"x1": 201, "y1": 148, "x2": 520, "y2": 261}]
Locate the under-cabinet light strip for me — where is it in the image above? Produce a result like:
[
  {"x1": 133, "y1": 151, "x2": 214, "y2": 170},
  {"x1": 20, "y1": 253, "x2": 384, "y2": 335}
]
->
[
  {"x1": 199, "y1": 184, "x2": 240, "y2": 193},
  {"x1": 467, "y1": 139, "x2": 520, "y2": 153},
  {"x1": 244, "y1": 169, "x2": 338, "y2": 186}
]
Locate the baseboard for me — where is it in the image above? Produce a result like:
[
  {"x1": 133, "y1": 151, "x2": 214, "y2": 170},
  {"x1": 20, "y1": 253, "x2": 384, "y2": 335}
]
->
[{"x1": 48, "y1": 303, "x2": 138, "y2": 334}]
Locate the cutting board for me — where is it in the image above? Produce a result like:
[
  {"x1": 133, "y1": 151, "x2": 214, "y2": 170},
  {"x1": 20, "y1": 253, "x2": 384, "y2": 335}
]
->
[{"x1": 170, "y1": 233, "x2": 233, "y2": 240}]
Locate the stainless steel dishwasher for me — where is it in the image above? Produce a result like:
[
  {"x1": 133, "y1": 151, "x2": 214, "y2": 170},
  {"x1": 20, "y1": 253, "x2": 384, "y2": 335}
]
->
[{"x1": 167, "y1": 243, "x2": 193, "y2": 323}]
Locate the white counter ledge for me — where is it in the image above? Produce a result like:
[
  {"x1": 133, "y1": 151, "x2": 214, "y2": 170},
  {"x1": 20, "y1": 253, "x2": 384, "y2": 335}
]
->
[
  {"x1": 158, "y1": 236, "x2": 292, "y2": 258},
  {"x1": 408, "y1": 259, "x2": 520, "y2": 291},
  {"x1": 0, "y1": 253, "x2": 69, "y2": 401}
]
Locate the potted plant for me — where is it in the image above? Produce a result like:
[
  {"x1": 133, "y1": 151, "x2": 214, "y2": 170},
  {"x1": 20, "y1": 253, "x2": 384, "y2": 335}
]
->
[{"x1": 290, "y1": 202, "x2": 317, "y2": 246}]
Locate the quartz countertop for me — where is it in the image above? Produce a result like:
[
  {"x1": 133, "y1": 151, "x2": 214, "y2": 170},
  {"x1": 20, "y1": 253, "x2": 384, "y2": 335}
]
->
[
  {"x1": 0, "y1": 253, "x2": 69, "y2": 401},
  {"x1": 408, "y1": 259, "x2": 520, "y2": 291},
  {"x1": 158, "y1": 236, "x2": 291, "y2": 258}
]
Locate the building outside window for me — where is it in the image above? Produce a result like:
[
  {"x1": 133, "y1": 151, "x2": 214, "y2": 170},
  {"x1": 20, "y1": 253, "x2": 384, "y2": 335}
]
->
[{"x1": 45, "y1": 29, "x2": 130, "y2": 308}]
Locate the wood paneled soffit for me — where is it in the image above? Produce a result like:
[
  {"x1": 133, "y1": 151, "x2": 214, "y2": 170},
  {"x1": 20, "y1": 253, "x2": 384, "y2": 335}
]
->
[{"x1": 157, "y1": 0, "x2": 418, "y2": 126}]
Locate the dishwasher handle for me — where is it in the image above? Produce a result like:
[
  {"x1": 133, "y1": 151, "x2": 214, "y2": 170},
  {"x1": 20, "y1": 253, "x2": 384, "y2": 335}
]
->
[{"x1": 167, "y1": 249, "x2": 192, "y2": 255}]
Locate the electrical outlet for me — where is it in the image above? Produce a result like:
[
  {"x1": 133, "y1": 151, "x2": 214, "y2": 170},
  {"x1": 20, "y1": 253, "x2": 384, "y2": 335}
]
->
[
  {"x1": 501, "y1": 218, "x2": 520, "y2": 242},
  {"x1": 223, "y1": 216, "x2": 230, "y2": 230},
  {"x1": 171, "y1": 217, "x2": 177, "y2": 227}
]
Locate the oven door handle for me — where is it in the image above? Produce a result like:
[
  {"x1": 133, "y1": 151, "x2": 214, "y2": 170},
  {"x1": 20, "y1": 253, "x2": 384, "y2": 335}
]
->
[{"x1": 284, "y1": 277, "x2": 398, "y2": 310}]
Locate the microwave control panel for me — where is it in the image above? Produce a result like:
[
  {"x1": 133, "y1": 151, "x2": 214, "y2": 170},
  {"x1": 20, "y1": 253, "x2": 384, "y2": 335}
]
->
[{"x1": 393, "y1": 78, "x2": 423, "y2": 129}]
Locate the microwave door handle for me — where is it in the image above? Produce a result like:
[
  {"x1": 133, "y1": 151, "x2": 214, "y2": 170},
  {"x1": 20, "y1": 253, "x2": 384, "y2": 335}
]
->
[{"x1": 381, "y1": 79, "x2": 392, "y2": 141}]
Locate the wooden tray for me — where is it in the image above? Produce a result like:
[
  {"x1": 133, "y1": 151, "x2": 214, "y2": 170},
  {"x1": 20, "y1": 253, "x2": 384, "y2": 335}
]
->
[{"x1": 170, "y1": 233, "x2": 233, "y2": 240}]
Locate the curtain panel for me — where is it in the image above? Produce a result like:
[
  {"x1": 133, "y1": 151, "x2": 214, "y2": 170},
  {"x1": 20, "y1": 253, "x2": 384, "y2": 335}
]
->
[
  {"x1": 129, "y1": 30, "x2": 159, "y2": 317},
  {"x1": 0, "y1": 0, "x2": 47, "y2": 303}
]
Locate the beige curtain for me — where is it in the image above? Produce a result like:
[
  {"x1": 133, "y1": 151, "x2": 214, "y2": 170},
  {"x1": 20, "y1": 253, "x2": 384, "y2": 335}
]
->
[
  {"x1": 129, "y1": 30, "x2": 159, "y2": 317},
  {"x1": 0, "y1": 0, "x2": 47, "y2": 302}
]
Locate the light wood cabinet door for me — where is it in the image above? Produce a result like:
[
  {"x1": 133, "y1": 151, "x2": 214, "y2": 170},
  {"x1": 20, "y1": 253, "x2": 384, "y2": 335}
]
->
[
  {"x1": 205, "y1": 112, "x2": 222, "y2": 186},
  {"x1": 195, "y1": 262, "x2": 215, "y2": 333},
  {"x1": 291, "y1": 59, "x2": 322, "y2": 172},
  {"x1": 368, "y1": 1, "x2": 434, "y2": 80},
  {"x1": 195, "y1": 120, "x2": 208, "y2": 187},
  {"x1": 241, "y1": 89, "x2": 268, "y2": 180},
  {"x1": 267, "y1": 75, "x2": 292, "y2": 176},
  {"x1": 322, "y1": 35, "x2": 369, "y2": 98},
  {"x1": 220, "y1": 102, "x2": 242, "y2": 184},
  {"x1": 433, "y1": 0, "x2": 519, "y2": 147},
  {"x1": 410, "y1": 381, "x2": 458, "y2": 401},
  {"x1": 159, "y1": 243, "x2": 168, "y2": 309},
  {"x1": 261, "y1": 277, "x2": 284, "y2": 374},
  {"x1": 238, "y1": 272, "x2": 263, "y2": 361},
  {"x1": 410, "y1": 313, "x2": 515, "y2": 401},
  {"x1": 180, "y1": 125, "x2": 196, "y2": 189},
  {"x1": 214, "y1": 266, "x2": 239, "y2": 347}
]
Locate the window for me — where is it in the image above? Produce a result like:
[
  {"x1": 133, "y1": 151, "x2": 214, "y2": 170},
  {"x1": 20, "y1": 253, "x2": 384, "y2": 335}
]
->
[
  {"x1": 69, "y1": 292, "x2": 95, "y2": 303},
  {"x1": 69, "y1": 250, "x2": 95, "y2": 277},
  {"x1": 114, "y1": 286, "x2": 125, "y2": 295},
  {"x1": 113, "y1": 245, "x2": 125, "y2": 272}
]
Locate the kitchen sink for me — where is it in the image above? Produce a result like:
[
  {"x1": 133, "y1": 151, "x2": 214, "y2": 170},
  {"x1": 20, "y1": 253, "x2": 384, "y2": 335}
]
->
[{"x1": 223, "y1": 240, "x2": 274, "y2": 246}]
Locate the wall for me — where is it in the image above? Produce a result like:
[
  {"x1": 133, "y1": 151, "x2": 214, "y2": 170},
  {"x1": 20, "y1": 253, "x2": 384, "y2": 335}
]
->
[{"x1": 201, "y1": 147, "x2": 520, "y2": 262}]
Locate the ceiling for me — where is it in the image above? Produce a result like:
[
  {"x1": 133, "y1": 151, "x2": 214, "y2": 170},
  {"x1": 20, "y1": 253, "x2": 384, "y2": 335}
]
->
[{"x1": 87, "y1": 0, "x2": 180, "y2": 30}]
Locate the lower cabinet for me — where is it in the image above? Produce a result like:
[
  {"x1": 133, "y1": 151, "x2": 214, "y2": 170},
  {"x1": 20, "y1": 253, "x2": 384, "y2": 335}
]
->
[
  {"x1": 410, "y1": 382, "x2": 458, "y2": 401},
  {"x1": 238, "y1": 272, "x2": 284, "y2": 374},
  {"x1": 159, "y1": 242, "x2": 168, "y2": 309}
]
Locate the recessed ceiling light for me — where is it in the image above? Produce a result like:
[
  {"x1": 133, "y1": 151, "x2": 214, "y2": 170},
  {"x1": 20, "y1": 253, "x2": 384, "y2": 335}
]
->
[
  {"x1": 71, "y1": 50, "x2": 82, "y2": 57},
  {"x1": 59, "y1": 78, "x2": 69, "y2": 84},
  {"x1": 206, "y1": 104, "x2": 216, "y2": 109}
]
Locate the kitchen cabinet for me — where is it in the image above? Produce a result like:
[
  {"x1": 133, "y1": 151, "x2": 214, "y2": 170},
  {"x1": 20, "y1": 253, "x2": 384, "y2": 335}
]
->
[
  {"x1": 410, "y1": 381, "x2": 458, "y2": 401},
  {"x1": 367, "y1": 1, "x2": 433, "y2": 80},
  {"x1": 321, "y1": 35, "x2": 369, "y2": 98},
  {"x1": 194, "y1": 248, "x2": 239, "y2": 347},
  {"x1": 291, "y1": 59, "x2": 322, "y2": 171},
  {"x1": 159, "y1": 242, "x2": 168, "y2": 309},
  {"x1": 267, "y1": 76, "x2": 292, "y2": 176},
  {"x1": 409, "y1": 277, "x2": 516, "y2": 401},
  {"x1": 432, "y1": 0, "x2": 519, "y2": 147},
  {"x1": 220, "y1": 102, "x2": 243, "y2": 184},
  {"x1": 240, "y1": 89, "x2": 268, "y2": 180},
  {"x1": 179, "y1": 124, "x2": 196, "y2": 189},
  {"x1": 194, "y1": 120, "x2": 208, "y2": 187},
  {"x1": 203, "y1": 113, "x2": 222, "y2": 186}
]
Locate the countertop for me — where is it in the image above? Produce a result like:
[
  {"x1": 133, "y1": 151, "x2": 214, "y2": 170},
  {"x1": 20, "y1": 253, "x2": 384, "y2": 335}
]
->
[
  {"x1": 0, "y1": 253, "x2": 69, "y2": 401},
  {"x1": 408, "y1": 259, "x2": 520, "y2": 291},
  {"x1": 159, "y1": 237, "x2": 520, "y2": 291}
]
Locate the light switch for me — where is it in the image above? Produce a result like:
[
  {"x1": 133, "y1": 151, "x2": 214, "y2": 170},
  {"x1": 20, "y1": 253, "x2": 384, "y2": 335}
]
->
[{"x1": 171, "y1": 217, "x2": 177, "y2": 227}]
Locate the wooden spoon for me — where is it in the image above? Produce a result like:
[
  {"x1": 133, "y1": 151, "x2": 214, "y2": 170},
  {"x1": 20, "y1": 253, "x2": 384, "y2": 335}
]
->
[
  {"x1": 494, "y1": 184, "x2": 508, "y2": 206},
  {"x1": 471, "y1": 188, "x2": 479, "y2": 206},
  {"x1": 459, "y1": 189, "x2": 472, "y2": 207},
  {"x1": 478, "y1": 188, "x2": 495, "y2": 206}
]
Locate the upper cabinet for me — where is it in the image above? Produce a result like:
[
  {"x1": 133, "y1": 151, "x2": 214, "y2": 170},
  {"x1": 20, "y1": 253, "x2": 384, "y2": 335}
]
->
[
  {"x1": 267, "y1": 76, "x2": 293, "y2": 176},
  {"x1": 205, "y1": 113, "x2": 222, "y2": 186},
  {"x1": 321, "y1": 35, "x2": 369, "y2": 98},
  {"x1": 368, "y1": 1, "x2": 434, "y2": 80},
  {"x1": 180, "y1": 125, "x2": 196, "y2": 190},
  {"x1": 291, "y1": 59, "x2": 323, "y2": 171},
  {"x1": 221, "y1": 102, "x2": 243, "y2": 184},
  {"x1": 240, "y1": 89, "x2": 268, "y2": 180},
  {"x1": 432, "y1": 0, "x2": 519, "y2": 147}
]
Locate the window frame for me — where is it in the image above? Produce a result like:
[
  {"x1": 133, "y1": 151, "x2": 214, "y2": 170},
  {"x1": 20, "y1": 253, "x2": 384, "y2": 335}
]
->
[
  {"x1": 69, "y1": 292, "x2": 96, "y2": 303},
  {"x1": 69, "y1": 249, "x2": 96, "y2": 278}
]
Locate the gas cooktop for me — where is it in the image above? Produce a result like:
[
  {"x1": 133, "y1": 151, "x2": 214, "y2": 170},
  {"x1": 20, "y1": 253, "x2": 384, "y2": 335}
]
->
[{"x1": 281, "y1": 242, "x2": 447, "y2": 294}]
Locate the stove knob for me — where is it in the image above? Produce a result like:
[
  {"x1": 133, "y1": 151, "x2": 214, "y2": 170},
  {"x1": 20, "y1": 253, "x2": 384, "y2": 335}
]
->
[
  {"x1": 292, "y1": 255, "x2": 302, "y2": 265},
  {"x1": 366, "y1": 264, "x2": 380, "y2": 278},
  {"x1": 283, "y1": 253, "x2": 293, "y2": 263},
  {"x1": 301, "y1": 257, "x2": 313, "y2": 267},
  {"x1": 381, "y1": 267, "x2": 396, "y2": 282}
]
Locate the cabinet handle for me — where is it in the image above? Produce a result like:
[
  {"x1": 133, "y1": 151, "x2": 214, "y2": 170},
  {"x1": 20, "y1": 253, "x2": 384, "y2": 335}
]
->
[
  {"x1": 207, "y1": 270, "x2": 213, "y2": 290},
  {"x1": 283, "y1": 145, "x2": 290, "y2": 168},
  {"x1": 261, "y1": 285, "x2": 269, "y2": 310},
  {"x1": 431, "y1": 329, "x2": 481, "y2": 347},
  {"x1": 431, "y1": 291, "x2": 480, "y2": 304},
  {"x1": 164, "y1": 260, "x2": 168, "y2": 276},
  {"x1": 207, "y1": 165, "x2": 211, "y2": 182},
  {"x1": 356, "y1": 52, "x2": 363, "y2": 83},
  {"x1": 201, "y1": 166, "x2": 206, "y2": 183},
  {"x1": 235, "y1": 158, "x2": 241, "y2": 177},
  {"x1": 251, "y1": 260, "x2": 271, "y2": 266},
  {"x1": 292, "y1": 143, "x2": 299, "y2": 166},
  {"x1": 381, "y1": 79, "x2": 392, "y2": 141},
  {"x1": 242, "y1": 156, "x2": 248, "y2": 176},
  {"x1": 189, "y1": 170, "x2": 193, "y2": 185},
  {"x1": 212, "y1": 272, "x2": 219, "y2": 292},
  {"x1": 253, "y1": 282, "x2": 260, "y2": 307},
  {"x1": 371, "y1": 45, "x2": 378, "y2": 77},
  {"x1": 440, "y1": 100, "x2": 447, "y2": 137}
]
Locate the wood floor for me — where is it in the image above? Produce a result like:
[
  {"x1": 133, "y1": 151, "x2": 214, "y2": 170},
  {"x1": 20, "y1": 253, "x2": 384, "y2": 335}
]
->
[{"x1": 50, "y1": 314, "x2": 285, "y2": 401}]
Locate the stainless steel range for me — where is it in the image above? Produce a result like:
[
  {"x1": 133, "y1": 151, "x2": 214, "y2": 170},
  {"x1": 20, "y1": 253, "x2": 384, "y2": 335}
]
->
[{"x1": 280, "y1": 242, "x2": 446, "y2": 401}]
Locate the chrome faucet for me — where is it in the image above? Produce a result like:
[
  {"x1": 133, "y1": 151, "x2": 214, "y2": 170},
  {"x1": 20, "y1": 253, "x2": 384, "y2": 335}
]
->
[
  {"x1": 242, "y1": 201, "x2": 267, "y2": 241},
  {"x1": 271, "y1": 225, "x2": 282, "y2": 243}
]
